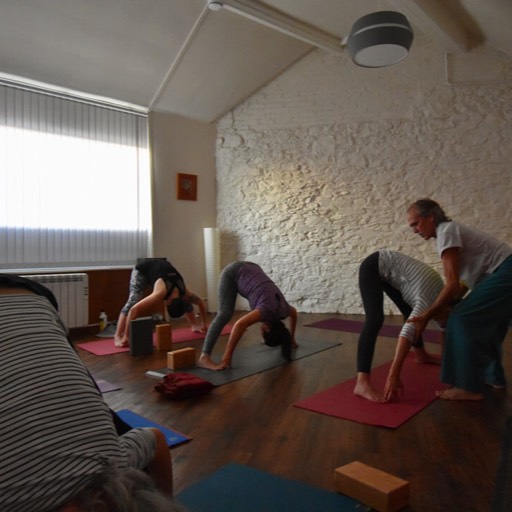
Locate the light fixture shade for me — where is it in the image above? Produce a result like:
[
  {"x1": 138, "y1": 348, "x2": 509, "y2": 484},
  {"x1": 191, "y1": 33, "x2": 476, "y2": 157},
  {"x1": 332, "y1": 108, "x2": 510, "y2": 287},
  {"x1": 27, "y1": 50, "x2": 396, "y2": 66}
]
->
[{"x1": 347, "y1": 11, "x2": 414, "y2": 68}]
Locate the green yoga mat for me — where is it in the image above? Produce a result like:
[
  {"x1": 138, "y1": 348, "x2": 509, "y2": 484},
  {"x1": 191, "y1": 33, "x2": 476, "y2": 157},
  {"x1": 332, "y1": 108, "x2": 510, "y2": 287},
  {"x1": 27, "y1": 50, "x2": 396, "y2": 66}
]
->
[
  {"x1": 176, "y1": 463, "x2": 369, "y2": 512},
  {"x1": 146, "y1": 338, "x2": 340, "y2": 386}
]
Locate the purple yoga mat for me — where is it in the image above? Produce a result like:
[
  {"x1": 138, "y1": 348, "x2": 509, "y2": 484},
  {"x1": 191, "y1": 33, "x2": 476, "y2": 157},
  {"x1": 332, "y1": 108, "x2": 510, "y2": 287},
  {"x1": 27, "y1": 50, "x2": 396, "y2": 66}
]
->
[
  {"x1": 305, "y1": 318, "x2": 442, "y2": 343},
  {"x1": 95, "y1": 378, "x2": 121, "y2": 393}
]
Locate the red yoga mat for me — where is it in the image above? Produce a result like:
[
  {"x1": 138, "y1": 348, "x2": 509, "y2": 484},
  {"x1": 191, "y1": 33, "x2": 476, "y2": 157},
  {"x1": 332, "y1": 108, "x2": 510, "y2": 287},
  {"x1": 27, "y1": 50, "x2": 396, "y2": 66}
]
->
[
  {"x1": 293, "y1": 353, "x2": 447, "y2": 428},
  {"x1": 77, "y1": 325, "x2": 232, "y2": 356},
  {"x1": 305, "y1": 318, "x2": 443, "y2": 344}
]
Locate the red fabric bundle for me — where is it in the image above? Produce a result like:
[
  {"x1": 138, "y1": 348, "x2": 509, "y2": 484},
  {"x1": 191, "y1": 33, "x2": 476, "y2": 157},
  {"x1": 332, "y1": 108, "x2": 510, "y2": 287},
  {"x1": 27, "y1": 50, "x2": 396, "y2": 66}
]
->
[{"x1": 154, "y1": 372, "x2": 214, "y2": 399}]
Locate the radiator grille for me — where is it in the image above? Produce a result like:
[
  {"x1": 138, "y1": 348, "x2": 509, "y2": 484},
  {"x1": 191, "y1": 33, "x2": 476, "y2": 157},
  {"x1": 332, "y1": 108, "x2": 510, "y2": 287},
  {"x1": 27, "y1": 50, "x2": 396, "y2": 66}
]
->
[{"x1": 20, "y1": 273, "x2": 89, "y2": 328}]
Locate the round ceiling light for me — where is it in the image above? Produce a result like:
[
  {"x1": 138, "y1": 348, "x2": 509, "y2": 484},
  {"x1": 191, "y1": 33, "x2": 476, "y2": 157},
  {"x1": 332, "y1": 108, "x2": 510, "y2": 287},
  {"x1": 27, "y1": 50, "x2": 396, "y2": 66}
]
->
[
  {"x1": 207, "y1": 1, "x2": 224, "y2": 11},
  {"x1": 347, "y1": 11, "x2": 414, "y2": 68}
]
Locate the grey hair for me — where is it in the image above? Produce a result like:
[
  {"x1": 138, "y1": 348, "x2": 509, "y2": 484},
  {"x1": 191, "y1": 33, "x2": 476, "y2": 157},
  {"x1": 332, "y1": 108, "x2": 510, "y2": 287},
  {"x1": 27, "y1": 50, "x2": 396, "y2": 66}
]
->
[
  {"x1": 408, "y1": 198, "x2": 451, "y2": 226},
  {"x1": 68, "y1": 466, "x2": 187, "y2": 512}
]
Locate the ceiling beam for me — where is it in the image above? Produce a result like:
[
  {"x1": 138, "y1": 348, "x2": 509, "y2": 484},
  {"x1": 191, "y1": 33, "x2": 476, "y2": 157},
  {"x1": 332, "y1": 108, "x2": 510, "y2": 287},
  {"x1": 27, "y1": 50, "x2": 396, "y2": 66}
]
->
[
  {"x1": 207, "y1": 0, "x2": 344, "y2": 55},
  {"x1": 389, "y1": 0, "x2": 479, "y2": 53},
  {"x1": 150, "y1": 3, "x2": 212, "y2": 109}
]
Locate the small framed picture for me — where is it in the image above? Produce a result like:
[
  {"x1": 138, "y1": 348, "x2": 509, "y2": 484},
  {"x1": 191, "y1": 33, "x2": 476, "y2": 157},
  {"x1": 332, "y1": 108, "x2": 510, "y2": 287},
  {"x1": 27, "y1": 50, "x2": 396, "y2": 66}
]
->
[{"x1": 176, "y1": 173, "x2": 198, "y2": 201}]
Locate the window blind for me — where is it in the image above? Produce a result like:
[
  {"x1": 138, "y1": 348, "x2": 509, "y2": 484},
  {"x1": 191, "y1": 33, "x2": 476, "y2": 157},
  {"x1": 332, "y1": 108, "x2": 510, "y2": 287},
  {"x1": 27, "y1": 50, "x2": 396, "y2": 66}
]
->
[{"x1": 0, "y1": 82, "x2": 151, "y2": 270}]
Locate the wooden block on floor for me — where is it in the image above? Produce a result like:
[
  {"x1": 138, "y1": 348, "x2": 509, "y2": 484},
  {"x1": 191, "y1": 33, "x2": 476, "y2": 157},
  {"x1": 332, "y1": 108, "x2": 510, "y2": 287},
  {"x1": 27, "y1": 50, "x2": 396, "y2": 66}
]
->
[
  {"x1": 167, "y1": 347, "x2": 196, "y2": 370},
  {"x1": 335, "y1": 461, "x2": 409, "y2": 512},
  {"x1": 155, "y1": 323, "x2": 173, "y2": 350}
]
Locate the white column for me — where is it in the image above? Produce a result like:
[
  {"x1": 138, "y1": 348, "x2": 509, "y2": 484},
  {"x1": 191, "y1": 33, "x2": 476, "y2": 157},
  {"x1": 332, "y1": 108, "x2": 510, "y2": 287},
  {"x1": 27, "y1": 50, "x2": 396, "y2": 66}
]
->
[{"x1": 203, "y1": 227, "x2": 220, "y2": 313}]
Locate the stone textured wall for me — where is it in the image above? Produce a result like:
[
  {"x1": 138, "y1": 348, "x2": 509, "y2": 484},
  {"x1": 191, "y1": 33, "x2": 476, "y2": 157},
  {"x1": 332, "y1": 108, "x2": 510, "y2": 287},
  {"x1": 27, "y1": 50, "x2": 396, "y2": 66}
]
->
[{"x1": 215, "y1": 35, "x2": 512, "y2": 314}]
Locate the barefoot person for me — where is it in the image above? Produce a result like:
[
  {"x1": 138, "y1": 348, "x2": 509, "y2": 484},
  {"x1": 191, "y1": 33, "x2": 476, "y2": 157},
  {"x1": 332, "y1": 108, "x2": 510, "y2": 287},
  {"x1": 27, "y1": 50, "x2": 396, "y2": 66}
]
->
[
  {"x1": 114, "y1": 258, "x2": 207, "y2": 347},
  {"x1": 407, "y1": 198, "x2": 512, "y2": 401},
  {"x1": 354, "y1": 250, "x2": 447, "y2": 402},
  {"x1": 198, "y1": 261, "x2": 298, "y2": 370}
]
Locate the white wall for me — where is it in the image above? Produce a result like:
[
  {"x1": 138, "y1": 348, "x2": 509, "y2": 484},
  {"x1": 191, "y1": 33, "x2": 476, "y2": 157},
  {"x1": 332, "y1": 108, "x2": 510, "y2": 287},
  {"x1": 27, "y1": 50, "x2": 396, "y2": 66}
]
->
[
  {"x1": 150, "y1": 111, "x2": 217, "y2": 299},
  {"x1": 215, "y1": 32, "x2": 512, "y2": 314}
]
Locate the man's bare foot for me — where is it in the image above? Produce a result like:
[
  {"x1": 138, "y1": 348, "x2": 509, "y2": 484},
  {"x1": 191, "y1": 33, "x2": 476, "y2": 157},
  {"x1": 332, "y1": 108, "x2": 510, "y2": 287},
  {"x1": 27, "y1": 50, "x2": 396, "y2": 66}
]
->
[
  {"x1": 414, "y1": 347, "x2": 441, "y2": 365},
  {"x1": 198, "y1": 353, "x2": 223, "y2": 370},
  {"x1": 114, "y1": 336, "x2": 128, "y2": 348},
  {"x1": 353, "y1": 379, "x2": 385, "y2": 403},
  {"x1": 191, "y1": 325, "x2": 204, "y2": 333},
  {"x1": 435, "y1": 387, "x2": 483, "y2": 401}
]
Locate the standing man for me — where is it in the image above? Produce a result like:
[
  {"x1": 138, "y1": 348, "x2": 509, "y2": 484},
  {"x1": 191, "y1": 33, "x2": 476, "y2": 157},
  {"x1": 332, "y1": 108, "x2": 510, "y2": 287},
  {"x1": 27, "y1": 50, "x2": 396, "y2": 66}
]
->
[{"x1": 406, "y1": 198, "x2": 512, "y2": 400}]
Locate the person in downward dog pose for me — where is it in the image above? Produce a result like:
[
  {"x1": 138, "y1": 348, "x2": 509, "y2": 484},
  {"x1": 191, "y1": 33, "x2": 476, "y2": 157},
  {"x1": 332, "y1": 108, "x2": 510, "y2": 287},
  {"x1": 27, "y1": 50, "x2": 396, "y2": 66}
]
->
[
  {"x1": 198, "y1": 261, "x2": 298, "y2": 370},
  {"x1": 114, "y1": 258, "x2": 207, "y2": 347},
  {"x1": 354, "y1": 250, "x2": 452, "y2": 402}
]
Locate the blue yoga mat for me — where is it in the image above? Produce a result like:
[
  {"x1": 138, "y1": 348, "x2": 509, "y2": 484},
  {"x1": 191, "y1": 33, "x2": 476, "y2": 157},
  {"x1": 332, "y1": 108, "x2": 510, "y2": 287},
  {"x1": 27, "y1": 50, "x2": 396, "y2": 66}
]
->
[
  {"x1": 176, "y1": 463, "x2": 369, "y2": 512},
  {"x1": 115, "y1": 409, "x2": 191, "y2": 448}
]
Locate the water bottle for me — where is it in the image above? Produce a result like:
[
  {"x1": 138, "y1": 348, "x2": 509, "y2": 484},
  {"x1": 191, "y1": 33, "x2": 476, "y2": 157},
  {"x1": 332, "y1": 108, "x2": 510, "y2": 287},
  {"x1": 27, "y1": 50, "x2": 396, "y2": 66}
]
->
[{"x1": 99, "y1": 310, "x2": 108, "y2": 331}]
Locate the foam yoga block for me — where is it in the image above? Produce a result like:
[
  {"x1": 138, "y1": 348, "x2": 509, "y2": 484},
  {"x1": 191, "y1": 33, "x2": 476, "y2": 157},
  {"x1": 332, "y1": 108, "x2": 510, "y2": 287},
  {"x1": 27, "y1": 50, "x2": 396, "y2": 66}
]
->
[
  {"x1": 155, "y1": 323, "x2": 173, "y2": 350},
  {"x1": 167, "y1": 347, "x2": 196, "y2": 369},
  {"x1": 129, "y1": 317, "x2": 154, "y2": 356},
  {"x1": 335, "y1": 461, "x2": 409, "y2": 512}
]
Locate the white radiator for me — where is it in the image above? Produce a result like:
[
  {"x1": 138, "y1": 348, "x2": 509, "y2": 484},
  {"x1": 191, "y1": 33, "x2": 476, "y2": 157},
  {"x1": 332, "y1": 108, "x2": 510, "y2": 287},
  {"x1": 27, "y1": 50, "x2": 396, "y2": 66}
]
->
[{"x1": 20, "y1": 273, "x2": 89, "y2": 328}]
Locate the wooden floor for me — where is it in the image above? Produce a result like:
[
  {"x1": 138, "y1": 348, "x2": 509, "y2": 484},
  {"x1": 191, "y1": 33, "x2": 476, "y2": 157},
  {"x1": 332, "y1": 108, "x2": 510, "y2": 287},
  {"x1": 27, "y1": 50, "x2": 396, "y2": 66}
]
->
[{"x1": 73, "y1": 313, "x2": 512, "y2": 512}]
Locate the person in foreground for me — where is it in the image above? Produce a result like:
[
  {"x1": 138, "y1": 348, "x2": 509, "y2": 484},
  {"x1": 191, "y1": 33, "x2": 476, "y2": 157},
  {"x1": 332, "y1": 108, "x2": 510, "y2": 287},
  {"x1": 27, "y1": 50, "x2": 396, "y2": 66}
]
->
[
  {"x1": 114, "y1": 258, "x2": 207, "y2": 347},
  {"x1": 198, "y1": 261, "x2": 298, "y2": 370},
  {"x1": 0, "y1": 275, "x2": 180, "y2": 512},
  {"x1": 407, "y1": 198, "x2": 512, "y2": 401},
  {"x1": 54, "y1": 466, "x2": 186, "y2": 512},
  {"x1": 354, "y1": 250, "x2": 447, "y2": 403}
]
